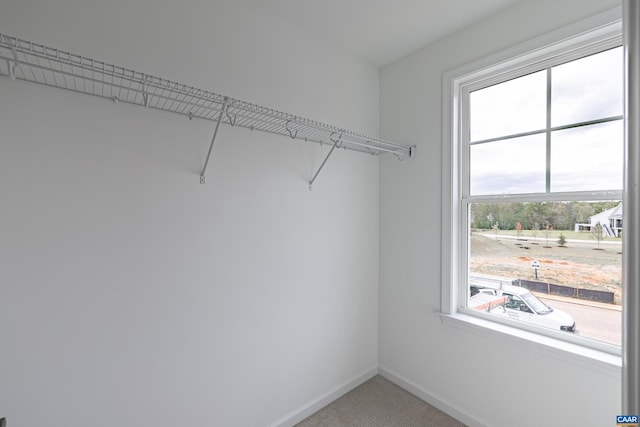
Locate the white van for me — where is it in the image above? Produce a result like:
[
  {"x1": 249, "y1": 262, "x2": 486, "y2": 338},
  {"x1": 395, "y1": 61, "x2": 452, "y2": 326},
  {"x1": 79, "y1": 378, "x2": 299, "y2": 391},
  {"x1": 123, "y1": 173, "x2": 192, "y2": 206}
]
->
[{"x1": 469, "y1": 282, "x2": 577, "y2": 333}]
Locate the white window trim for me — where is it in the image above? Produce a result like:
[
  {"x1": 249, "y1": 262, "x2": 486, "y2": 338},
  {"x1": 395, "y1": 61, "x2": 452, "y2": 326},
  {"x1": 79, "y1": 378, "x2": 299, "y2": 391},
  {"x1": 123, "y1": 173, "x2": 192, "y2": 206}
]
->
[{"x1": 441, "y1": 6, "x2": 623, "y2": 373}]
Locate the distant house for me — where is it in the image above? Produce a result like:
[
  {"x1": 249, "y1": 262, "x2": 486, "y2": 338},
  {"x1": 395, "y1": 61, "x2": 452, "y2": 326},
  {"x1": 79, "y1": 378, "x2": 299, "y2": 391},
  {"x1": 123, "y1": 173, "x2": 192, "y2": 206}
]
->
[{"x1": 574, "y1": 202, "x2": 623, "y2": 237}]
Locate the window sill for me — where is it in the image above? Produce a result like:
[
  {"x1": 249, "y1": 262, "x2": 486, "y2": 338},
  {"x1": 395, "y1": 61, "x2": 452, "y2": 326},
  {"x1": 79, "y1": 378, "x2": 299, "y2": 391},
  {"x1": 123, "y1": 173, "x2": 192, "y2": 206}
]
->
[{"x1": 439, "y1": 312, "x2": 621, "y2": 377}]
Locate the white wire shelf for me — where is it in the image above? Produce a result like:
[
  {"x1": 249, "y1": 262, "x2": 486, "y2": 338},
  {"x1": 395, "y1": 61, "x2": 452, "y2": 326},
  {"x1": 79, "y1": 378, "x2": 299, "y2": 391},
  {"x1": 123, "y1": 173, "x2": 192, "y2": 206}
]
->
[{"x1": 0, "y1": 33, "x2": 415, "y2": 187}]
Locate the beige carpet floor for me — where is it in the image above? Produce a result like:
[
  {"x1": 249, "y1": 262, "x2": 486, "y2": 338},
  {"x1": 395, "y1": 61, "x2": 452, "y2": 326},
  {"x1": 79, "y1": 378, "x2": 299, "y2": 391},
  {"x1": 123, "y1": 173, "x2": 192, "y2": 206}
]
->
[{"x1": 295, "y1": 376, "x2": 467, "y2": 427}]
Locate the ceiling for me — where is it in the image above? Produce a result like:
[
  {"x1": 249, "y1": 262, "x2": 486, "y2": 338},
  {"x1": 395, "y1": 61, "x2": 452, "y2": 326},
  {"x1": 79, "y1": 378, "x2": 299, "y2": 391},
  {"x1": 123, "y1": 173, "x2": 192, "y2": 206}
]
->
[{"x1": 248, "y1": 0, "x2": 523, "y2": 67}]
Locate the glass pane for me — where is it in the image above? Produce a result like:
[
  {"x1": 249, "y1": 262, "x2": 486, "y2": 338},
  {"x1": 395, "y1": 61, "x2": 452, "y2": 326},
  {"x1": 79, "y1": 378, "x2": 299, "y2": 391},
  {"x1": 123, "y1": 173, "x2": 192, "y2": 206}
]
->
[
  {"x1": 470, "y1": 70, "x2": 546, "y2": 142},
  {"x1": 551, "y1": 47, "x2": 623, "y2": 127},
  {"x1": 550, "y1": 121, "x2": 623, "y2": 192},
  {"x1": 468, "y1": 201, "x2": 622, "y2": 345},
  {"x1": 470, "y1": 134, "x2": 546, "y2": 195}
]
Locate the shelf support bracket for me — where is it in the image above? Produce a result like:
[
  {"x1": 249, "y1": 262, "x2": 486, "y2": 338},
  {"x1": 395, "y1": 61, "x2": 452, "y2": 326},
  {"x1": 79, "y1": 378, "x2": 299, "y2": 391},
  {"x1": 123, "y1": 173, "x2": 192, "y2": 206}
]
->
[
  {"x1": 6, "y1": 43, "x2": 18, "y2": 80},
  {"x1": 309, "y1": 132, "x2": 342, "y2": 191},
  {"x1": 5, "y1": 59, "x2": 15, "y2": 80},
  {"x1": 141, "y1": 75, "x2": 149, "y2": 108},
  {"x1": 200, "y1": 98, "x2": 229, "y2": 184}
]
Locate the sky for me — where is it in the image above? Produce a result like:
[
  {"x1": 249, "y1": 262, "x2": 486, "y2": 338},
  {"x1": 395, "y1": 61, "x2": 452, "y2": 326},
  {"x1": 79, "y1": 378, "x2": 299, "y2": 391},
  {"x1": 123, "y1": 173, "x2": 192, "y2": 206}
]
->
[{"x1": 468, "y1": 46, "x2": 623, "y2": 196}]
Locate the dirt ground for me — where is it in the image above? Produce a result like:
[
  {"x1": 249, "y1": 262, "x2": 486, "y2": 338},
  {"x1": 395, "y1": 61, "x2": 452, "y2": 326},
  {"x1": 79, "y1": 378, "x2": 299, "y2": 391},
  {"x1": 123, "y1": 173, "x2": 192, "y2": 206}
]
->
[{"x1": 470, "y1": 233, "x2": 622, "y2": 304}]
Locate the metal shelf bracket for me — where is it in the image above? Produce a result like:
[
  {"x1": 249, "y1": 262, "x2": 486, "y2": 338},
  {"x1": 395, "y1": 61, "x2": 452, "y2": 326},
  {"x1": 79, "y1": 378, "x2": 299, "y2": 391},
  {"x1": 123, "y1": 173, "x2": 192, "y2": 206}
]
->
[
  {"x1": 5, "y1": 42, "x2": 17, "y2": 80},
  {"x1": 200, "y1": 97, "x2": 229, "y2": 184},
  {"x1": 142, "y1": 75, "x2": 150, "y2": 108},
  {"x1": 309, "y1": 131, "x2": 343, "y2": 191}
]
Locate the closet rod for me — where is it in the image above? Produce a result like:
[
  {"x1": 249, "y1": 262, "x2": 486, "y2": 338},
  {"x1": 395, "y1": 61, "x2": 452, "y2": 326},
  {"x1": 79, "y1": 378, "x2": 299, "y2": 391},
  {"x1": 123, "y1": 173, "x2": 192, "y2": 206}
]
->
[{"x1": 0, "y1": 33, "x2": 415, "y2": 182}]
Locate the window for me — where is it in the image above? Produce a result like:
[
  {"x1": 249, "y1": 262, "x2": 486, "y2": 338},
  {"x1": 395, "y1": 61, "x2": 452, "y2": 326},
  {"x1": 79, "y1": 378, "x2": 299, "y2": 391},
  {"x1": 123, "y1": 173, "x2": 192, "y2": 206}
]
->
[{"x1": 442, "y1": 12, "x2": 624, "y2": 355}]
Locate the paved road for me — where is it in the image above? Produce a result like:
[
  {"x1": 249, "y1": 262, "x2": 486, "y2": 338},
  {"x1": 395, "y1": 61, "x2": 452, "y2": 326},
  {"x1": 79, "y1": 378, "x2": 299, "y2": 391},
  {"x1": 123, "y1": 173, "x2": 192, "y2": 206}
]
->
[{"x1": 538, "y1": 295, "x2": 622, "y2": 346}]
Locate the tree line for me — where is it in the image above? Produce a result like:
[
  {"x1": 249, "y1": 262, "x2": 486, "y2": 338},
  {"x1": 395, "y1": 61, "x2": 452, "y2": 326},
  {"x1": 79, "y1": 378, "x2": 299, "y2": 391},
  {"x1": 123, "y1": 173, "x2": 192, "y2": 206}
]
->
[{"x1": 471, "y1": 201, "x2": 620, "y2": 231}]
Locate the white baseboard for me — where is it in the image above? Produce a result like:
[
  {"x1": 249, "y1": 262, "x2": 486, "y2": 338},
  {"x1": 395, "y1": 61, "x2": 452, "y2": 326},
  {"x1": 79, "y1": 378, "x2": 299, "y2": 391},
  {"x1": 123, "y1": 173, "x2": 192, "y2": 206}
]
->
[
  {"x1": 378, "y1": 366, "x2": 489, "y2": 427},
  {"x1": 267, "y1": 367, "x2": 379, "y2": 427}
]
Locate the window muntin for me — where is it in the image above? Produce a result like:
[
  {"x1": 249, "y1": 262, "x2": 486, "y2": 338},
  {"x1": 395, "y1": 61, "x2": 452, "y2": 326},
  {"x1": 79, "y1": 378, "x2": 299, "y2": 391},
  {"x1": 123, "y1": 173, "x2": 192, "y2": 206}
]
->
[
  {"x1": 468, "y1": 47, "x2": 623, "y2": 199},
  {"x1": 460, "y1": 43, "x2": 623, "y2": 349}
]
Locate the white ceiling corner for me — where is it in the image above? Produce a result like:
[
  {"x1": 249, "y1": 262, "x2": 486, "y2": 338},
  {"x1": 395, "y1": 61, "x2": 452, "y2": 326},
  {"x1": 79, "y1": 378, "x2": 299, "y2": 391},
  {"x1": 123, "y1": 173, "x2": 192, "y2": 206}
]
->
[{"x1": 247, "y1": 0, "x2": 523, "y2": 67}]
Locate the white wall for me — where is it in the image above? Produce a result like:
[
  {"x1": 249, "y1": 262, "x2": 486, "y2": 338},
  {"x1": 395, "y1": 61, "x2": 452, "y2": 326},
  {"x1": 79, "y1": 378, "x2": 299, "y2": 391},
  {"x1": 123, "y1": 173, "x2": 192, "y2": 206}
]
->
[
  {"x1": 379, "y1": 1, "x2": 622, "y2": 427},
  {"x1": 0, "y1": 1, "x2": 380, "y2": 426}
]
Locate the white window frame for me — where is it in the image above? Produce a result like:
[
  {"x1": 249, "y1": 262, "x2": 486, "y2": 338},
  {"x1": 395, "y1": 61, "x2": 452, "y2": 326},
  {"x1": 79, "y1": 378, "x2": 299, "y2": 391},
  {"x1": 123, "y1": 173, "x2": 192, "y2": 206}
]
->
[{"x1": 441, "y1": 7, "x2": 624, "y2": 369}]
